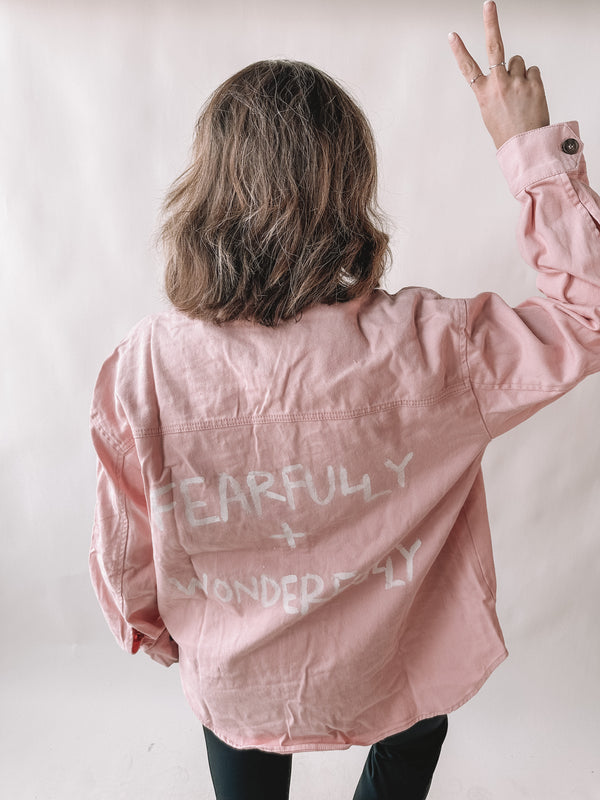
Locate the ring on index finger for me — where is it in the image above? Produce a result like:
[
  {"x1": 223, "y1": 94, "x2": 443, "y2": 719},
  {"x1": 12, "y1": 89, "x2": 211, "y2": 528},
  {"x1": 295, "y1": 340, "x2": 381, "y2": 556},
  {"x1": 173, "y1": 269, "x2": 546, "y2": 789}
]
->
[{"x1": 469, "y1": 72, "x2": 485, "y2": 86}]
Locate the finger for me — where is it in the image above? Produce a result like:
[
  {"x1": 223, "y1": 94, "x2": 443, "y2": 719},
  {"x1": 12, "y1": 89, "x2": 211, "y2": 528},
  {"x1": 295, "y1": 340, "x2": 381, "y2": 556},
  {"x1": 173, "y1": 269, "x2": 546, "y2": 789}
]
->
[
  {"x1": 526, "y1": 65, "x2": 542, "y2": 82},
  {"x1": 483, "y1": 1, "x2": 505, "y2": 69},
  {"x1": 507, "y1": 55, "x2": 526, "y2": 77},
  {"x1": 448, "y1": 32, "x2": 485, "y2": 87}
]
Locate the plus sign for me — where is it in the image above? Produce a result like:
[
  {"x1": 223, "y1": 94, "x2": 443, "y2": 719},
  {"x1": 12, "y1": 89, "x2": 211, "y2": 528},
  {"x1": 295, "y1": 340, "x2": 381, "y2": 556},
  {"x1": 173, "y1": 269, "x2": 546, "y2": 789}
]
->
[{"x1": 270, "y1": 522, "x2": 306, "y2": 549}]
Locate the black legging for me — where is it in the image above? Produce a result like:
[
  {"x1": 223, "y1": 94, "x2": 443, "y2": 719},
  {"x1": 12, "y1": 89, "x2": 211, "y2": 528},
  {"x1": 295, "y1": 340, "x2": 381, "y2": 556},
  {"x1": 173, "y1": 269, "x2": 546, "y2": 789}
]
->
[{"x1": 203, "y1": 714, "x2": 448, "y2": 800}]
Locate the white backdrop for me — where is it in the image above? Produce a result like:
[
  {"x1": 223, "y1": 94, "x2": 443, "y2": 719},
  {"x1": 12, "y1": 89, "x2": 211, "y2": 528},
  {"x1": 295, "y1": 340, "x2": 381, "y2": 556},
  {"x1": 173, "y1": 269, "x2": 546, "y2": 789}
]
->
[{"x1": 1, "y1": 0, "x2": 599, "y2": 797}]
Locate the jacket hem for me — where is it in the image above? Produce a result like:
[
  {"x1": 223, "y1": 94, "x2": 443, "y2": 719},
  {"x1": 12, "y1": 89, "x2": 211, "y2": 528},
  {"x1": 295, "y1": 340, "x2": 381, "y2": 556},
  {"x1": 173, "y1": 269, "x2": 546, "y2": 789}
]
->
[{"x1": 195, "y1": 647, "x2": 509, "y2": 754}]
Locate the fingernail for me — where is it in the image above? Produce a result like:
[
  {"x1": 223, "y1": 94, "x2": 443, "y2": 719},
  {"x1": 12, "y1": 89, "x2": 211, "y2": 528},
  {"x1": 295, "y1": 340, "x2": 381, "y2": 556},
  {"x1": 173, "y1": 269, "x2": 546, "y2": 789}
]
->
[
  {"x1": 484, "y1": 0, "x2": 495, "y2": 8},
  {"x1": 448, "y1": 32, "x2": 456, "y2": 42}
]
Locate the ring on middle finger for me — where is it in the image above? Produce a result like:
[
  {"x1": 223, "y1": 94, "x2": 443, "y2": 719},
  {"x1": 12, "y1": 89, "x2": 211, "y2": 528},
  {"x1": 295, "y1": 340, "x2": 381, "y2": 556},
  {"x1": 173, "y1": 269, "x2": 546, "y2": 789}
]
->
[
  {"x1": 489, "y1": 61, "x2": 506, "y2": 69},
  {"x1": 469, "y1": 72, "x2": 485, "y2": 86}
]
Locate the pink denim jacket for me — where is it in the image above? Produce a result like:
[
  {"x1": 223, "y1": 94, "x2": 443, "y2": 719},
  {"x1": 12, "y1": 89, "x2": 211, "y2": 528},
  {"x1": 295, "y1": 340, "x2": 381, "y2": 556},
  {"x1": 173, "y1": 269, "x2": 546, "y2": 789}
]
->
[{"x1": 90, "y1": 122, "x2": 600, "y2": 753}]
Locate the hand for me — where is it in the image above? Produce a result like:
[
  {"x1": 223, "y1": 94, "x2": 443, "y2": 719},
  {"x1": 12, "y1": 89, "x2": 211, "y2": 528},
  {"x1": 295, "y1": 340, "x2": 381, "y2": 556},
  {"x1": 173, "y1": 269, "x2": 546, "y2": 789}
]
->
[{"x1": 448, "y1": 1, "x2": 550, "y2": 149}]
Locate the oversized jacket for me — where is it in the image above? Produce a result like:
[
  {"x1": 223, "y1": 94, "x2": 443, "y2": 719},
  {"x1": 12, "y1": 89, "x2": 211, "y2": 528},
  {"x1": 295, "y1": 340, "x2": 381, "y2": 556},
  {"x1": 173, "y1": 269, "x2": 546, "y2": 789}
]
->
[{"x1": 90, "y1": 122, "x2": 600, "y2": 753}]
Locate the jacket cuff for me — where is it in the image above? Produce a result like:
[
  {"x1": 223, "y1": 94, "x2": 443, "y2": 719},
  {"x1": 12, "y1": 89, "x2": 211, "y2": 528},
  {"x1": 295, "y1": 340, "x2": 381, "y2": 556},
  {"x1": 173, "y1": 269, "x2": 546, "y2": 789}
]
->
[
  {"x1": 141, "y1": 628, "x2": 179, "y2": 667},
  {"x1": 497, "y1": 121, "x2": 583, "y2": 197}
]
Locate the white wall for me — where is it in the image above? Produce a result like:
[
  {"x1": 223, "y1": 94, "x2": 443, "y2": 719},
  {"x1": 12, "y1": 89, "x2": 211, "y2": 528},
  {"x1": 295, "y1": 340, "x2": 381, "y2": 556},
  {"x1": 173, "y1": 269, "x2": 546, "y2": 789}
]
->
[{"x1": 1, "y1": 0, "x2": 599, "y2": 797}]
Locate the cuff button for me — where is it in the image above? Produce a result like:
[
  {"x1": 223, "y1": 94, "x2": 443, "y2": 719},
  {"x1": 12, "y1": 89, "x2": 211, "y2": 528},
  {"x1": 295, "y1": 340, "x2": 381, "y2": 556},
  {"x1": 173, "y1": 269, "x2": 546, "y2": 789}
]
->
[{"x1": 561, "y1": 138, "x2": 579, "y2": 155}]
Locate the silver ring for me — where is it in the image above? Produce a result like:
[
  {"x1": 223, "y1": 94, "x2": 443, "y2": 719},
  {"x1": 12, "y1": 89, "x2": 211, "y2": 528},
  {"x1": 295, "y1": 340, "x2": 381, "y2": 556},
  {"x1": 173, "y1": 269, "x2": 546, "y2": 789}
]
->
[
  {"x1": 489, "y1": 61, "x2": 506, "y2": 69},
  {"x1": 469, "y1": 73, "x2": 484, "y2": 86}
]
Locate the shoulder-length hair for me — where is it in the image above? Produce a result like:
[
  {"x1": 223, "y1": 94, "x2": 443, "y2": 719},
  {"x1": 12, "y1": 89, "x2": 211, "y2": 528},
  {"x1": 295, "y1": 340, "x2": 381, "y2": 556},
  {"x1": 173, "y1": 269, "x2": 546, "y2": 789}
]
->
[{"x1": 160, "y1": 60, "x2": 390, "y2": 326}]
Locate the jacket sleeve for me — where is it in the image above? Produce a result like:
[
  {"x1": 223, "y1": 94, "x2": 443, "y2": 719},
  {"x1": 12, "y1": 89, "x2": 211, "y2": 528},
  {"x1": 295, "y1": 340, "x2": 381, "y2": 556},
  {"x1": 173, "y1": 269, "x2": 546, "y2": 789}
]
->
[
  {"x1": 89, "y1": 352, "x2": 179, "y2": 667},
  {"x1": 465, "y1": 122, "x2": 600, "y2": 438}
]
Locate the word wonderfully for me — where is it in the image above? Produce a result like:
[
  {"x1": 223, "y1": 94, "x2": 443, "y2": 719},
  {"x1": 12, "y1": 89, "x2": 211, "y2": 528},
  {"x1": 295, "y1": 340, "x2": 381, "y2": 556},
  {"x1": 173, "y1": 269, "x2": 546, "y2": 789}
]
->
[
  {"x1": 169, "y1": 539, "x2": 422, "y2": 616},
  {"x1": 151, "y1": 454, "x2": 414, "y2": 534}
]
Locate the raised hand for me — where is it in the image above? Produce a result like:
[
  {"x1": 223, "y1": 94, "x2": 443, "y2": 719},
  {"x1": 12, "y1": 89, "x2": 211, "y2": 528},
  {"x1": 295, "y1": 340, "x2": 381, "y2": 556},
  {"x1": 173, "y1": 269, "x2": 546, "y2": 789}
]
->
[{"x1": 448, "y1": 1, "x2": 550, "y2": 149}]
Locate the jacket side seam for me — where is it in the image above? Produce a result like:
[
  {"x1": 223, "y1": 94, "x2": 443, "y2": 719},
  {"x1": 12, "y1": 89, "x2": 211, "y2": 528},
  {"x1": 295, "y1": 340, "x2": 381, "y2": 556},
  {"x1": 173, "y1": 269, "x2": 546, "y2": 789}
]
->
[
  {"x1": 461, "y1": 299, "x2": 493, "y2": 442},
  {"x1": 459, "y1": 506, "x2": 496, "y2": 602},
  {"x1": 113, "y1": 449, "x2": 130, "y2": 616}
]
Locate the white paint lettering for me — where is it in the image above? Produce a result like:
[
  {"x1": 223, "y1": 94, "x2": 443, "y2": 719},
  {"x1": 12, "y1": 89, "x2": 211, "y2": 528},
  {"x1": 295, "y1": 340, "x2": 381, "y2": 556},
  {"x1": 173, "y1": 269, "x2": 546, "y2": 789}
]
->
[
  {"x1": 180, "y1": 477, "x2": 220, "y2": 527},
  {"x1": 281, "y1": 575, "x2": 299, "y2": 615},
  {"x1": 372, "y1": 557, "x2": 406, "y2": 590},
  {"x1": 218, "y1": 474, "x2": 251, "y2": 522},
  {"x1": 246, "y1": 471, "x2": 286, "y2": 515},
  {"x1": 396, "y1": 539, "x2": 422, "y2": 582},
  {"x1": 339, "y1": 467, "x2": 369, "y2": 500},
  {"x1": 270, "y1": 522, "x2": 305, "y2": 549},
  {"x1": 384, "y1": 453, "x2": 414, "y2": 488},
  {"x1": 151, "y1": 482, "x2": 176, "y2": 531},
  {"x1": 300, "y1": 574, "x2": 325, "y2": 614},
  {"x1": 333, "y1": 571, "x2": 358, "y2": 594},
  {"x1": 281, "y1": 464, "x2": 307, "y2": 510},
  {"x1": 260, "y1": 574, "x2": 281, "y2": 608},
  {"x1": 305, "y1": 466, "x2": 336, "y2": 505},
  {"x1": 339, "y1": 467, "x2": 390, "y2": 503},
  {"x1": 233, "y1": 577, "x2": 260, "y2": 604},
  {"x1": 169, "y1": 575, "x2": 208, "y2": 596},
  {"x1": 214, "y1": 578, "x2": 233, "y2": 603}
]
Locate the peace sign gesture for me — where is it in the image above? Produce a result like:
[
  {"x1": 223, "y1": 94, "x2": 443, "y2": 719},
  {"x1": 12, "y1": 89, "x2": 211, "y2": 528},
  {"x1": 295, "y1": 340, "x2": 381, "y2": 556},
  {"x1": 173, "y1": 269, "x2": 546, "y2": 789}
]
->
[{"x1": 449, "y1": 1, "x2": 550, "y2": 149}]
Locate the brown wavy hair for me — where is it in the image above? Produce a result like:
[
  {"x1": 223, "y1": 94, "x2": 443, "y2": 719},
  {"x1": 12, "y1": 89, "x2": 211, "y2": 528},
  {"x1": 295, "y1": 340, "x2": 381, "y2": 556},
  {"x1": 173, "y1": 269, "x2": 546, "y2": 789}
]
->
[{"x1": 160, "y1": 60, "x2": 390, "y2": 326}]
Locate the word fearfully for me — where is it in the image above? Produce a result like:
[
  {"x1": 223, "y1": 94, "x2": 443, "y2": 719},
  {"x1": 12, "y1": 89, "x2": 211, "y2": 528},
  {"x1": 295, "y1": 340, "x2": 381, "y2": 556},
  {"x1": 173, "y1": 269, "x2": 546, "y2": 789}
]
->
[{"x1": 151, "y1": 453, "x2": 414, "y2": 531}]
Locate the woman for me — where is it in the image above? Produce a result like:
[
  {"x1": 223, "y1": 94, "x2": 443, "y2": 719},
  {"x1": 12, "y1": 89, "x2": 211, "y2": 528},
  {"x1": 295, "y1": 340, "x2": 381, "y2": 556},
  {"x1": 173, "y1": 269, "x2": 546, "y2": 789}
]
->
[{"x1": 89, "y1": 3, "x2": 599, "y2": 798}]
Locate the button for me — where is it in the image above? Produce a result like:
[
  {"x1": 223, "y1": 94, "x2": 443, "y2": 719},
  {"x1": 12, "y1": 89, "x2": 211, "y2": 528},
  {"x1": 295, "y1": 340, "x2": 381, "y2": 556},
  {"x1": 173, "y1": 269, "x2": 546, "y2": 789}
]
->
[{"x1": 561, "y1": 138, "x2": 579, "y2": 155}]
